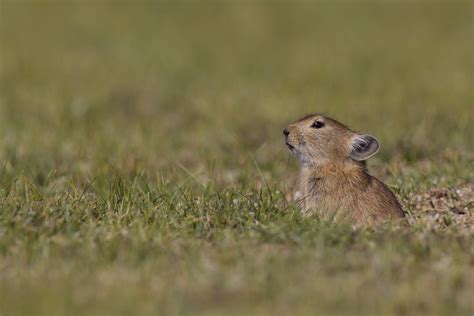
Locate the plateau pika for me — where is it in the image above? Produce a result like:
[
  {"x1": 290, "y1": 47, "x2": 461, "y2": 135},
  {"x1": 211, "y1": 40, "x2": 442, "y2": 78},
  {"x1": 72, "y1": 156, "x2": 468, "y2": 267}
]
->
[{"x1": 283, "y1": 114, "x2": 405, "y2": 227}]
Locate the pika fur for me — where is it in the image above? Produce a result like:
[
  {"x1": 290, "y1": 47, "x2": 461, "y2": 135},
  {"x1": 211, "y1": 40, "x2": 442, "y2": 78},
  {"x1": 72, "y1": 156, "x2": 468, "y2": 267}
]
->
[{"x1": 283, "y1": 114, "x2": 405, "y2": 227}]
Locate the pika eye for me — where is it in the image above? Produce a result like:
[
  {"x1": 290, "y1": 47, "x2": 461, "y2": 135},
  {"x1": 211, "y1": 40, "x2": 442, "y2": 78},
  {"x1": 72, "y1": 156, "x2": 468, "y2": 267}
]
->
[{"x1": 311, "y1": 121, "x2": 325, "y2": 129}]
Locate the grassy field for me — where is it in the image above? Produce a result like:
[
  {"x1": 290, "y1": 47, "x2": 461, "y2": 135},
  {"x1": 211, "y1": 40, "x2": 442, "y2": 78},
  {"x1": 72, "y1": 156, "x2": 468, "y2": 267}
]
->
[{"x1": 0, "y1": 1, "x2": 473, "y2": 315}]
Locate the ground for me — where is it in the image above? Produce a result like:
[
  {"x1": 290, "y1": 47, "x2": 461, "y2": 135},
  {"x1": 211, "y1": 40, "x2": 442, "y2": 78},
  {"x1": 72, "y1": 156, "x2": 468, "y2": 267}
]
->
[{"x1": 0, "y1": 2, "x2": 473, "y2": 315}]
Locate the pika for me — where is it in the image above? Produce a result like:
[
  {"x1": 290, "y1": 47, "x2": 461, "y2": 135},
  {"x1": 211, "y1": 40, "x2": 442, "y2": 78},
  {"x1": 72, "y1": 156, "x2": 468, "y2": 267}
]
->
[{"x1": 284, "y1": 114, "x2": 404, "y2": 227}]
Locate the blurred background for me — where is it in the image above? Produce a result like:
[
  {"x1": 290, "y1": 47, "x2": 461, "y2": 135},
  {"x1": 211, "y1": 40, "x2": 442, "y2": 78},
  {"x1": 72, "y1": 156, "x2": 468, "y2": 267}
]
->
[{"x1": 1, "y1": 1, "x2": 472, "y2": 179}]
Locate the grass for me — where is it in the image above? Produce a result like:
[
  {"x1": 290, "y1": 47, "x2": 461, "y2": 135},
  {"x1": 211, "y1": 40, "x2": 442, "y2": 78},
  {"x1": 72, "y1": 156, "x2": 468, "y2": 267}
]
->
[{"x1": 0, "y1": 1, "x2": 473, "y2": 315}]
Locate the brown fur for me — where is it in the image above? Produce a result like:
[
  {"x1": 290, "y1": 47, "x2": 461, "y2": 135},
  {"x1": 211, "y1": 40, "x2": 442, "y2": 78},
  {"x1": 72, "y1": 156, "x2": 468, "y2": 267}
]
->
[{"x1": 284, "y1": 114, "x2": 405, "y2": 227}]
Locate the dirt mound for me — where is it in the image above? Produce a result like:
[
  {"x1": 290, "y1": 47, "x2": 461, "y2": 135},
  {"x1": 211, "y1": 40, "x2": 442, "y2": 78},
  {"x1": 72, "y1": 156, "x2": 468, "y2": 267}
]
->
[{"x1": 406, "y1": 184, "x2": 473, "y2": 231}]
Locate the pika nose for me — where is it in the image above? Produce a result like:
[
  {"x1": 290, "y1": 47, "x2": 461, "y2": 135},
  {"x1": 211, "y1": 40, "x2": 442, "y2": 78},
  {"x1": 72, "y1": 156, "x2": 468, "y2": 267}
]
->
[{"x1": 283, "y1": 128, "x2": 290, "y2": 136}]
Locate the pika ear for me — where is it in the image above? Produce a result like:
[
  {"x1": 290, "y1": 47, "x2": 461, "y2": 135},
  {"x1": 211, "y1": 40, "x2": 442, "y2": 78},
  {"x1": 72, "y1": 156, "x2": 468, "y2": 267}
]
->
[{"x1": 350, "y1": 134, "x2": 380, "y2": 161}]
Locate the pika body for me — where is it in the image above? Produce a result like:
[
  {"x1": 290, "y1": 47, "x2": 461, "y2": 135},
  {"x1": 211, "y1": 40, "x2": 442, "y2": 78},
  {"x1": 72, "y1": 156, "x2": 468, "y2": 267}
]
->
[{"x1": 284, "y1": 114, "x2": 405, "y2": 227}]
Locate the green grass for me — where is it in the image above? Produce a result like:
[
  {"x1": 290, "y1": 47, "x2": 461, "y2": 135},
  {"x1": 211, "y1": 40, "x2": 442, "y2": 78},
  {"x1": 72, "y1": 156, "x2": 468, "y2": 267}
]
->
[{"x1": 0, "y1": 1, "x2": 473, "y2": 315}]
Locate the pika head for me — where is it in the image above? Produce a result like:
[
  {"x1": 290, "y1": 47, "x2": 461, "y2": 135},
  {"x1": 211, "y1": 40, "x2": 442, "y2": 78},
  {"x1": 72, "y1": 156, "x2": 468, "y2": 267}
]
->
[{"x1": 283, "y1": 114, "x2": 380, "y2": 166}]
